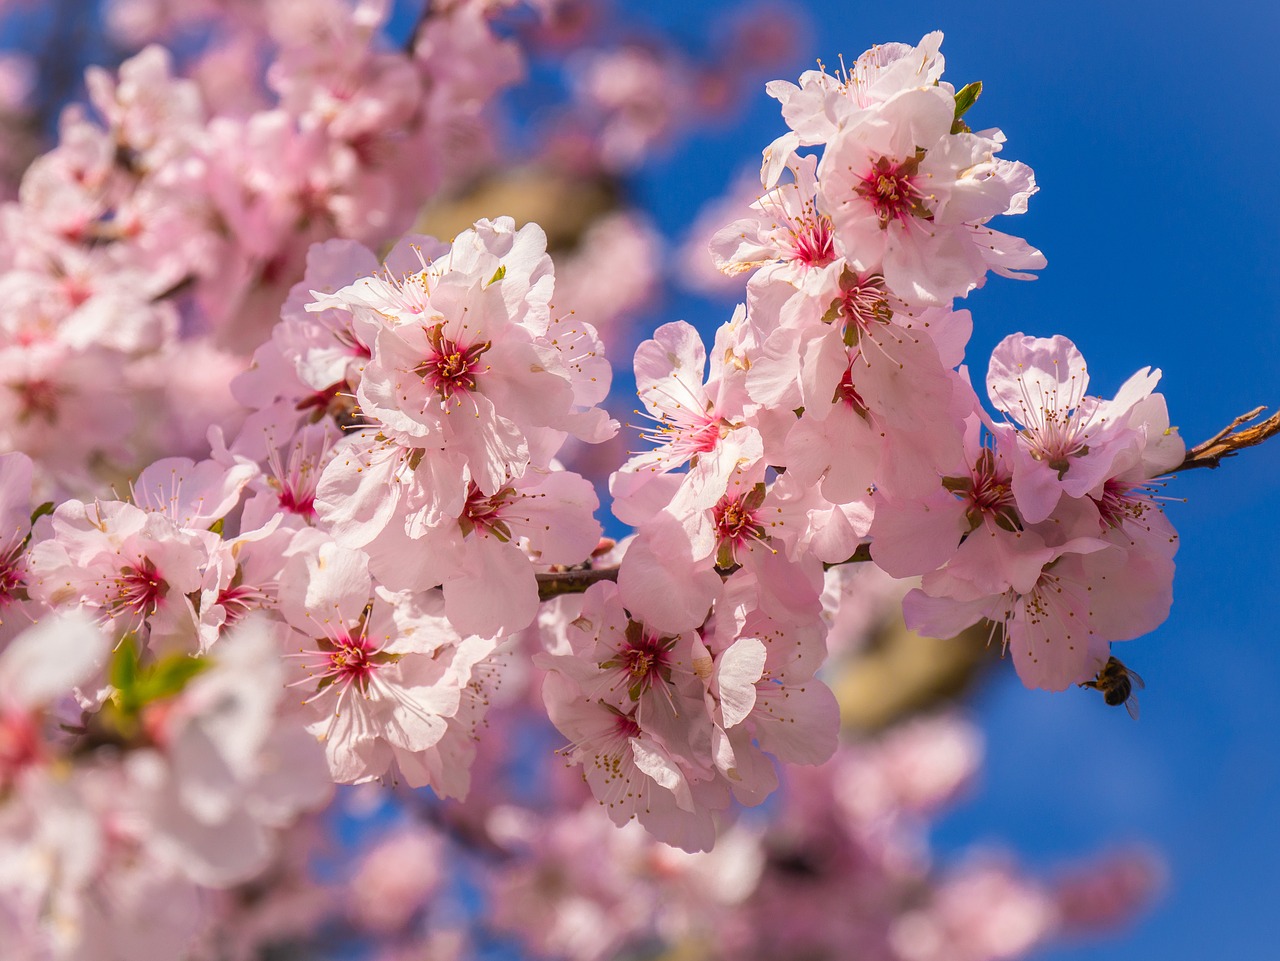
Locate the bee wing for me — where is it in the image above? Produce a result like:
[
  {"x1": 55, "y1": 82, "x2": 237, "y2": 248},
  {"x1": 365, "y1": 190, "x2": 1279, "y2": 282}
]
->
[
  {"x1": 1128, "y1": 668, "x2": 1146, "y2": 691},
  {"x1": 1125, "y1": 693, "x2": 1141, "y2": 721}
]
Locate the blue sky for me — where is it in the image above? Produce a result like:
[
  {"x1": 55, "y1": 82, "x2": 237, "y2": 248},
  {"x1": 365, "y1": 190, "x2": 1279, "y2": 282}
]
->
[{"x1": 625, "y1": 1, "x2": 1280, "y2": 958}]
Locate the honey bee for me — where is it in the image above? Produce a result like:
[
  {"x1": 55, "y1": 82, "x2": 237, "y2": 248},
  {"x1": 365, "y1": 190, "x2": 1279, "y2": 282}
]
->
[{"x1": 1081, "y1": 656, "x2": 1144, "y2": 719}]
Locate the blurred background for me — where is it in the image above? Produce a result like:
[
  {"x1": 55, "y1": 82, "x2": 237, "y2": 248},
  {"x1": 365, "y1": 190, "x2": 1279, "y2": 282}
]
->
[{"x1": 4, "y1": 0, "x2": 1279, "y2": 958}]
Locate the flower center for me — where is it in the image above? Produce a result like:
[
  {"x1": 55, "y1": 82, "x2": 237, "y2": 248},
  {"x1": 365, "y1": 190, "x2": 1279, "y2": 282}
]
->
[
  {"x1": 460, "y1": 483, "x2": 515, "y2": 541},
  {"x1": 835, "y1": 364, "x2": 869, "y2": 414},
  {"x1": 415, "y1": 326, "x2": 491, "y2": 401},
  {"x1": 113, "y1": 560, "x2": 167, "y2": 617},
  {"x1": 604, "y1": 621, "x2": 678, "y2": 702},
  {"x1": 944, "y1": 448, "x2": 1021, "y2": 532},
  {"x1": 1025, "y1": 407, "x2": 1090, "y2": 474},
  {"x1": 1092, "y1": 479, "x2": 1150, "y2": 530},
  {"x1": 855, "y1": 153, "x2": 930, "y2": 228},
  {"x1": 712, "y1": 484, "x2": 770, "y2": 567},
  {"x1": 625, "y1": 649, "x2": 654, "y2": 680},
  {"x1": 788, "y1": 212, "x2": 836, "y2": 267},
  {"x1": 828, "y1": 270, "x2": 892, "y2": 345},
  {"x1": 216, "y1": 582, "x2": 272, "y2": 627},
  {"x1": 0, "y1": 549, "x2": 26, "y2": 609},
  {"x1": 612, "y1": 710, "x2": 642, "y2": 740},
  {"x1": 267, "y1": 432, "x2": 332, "y2": 520},
  {"x1": 717, "y1": 502, "x2": 753, "y2": 539},
  {"x1": 328, "y1": 637, "x2": 375, "y2": 689},
  {"x1": 277, "y1": 485, "x2": 316, "y2": 517}
]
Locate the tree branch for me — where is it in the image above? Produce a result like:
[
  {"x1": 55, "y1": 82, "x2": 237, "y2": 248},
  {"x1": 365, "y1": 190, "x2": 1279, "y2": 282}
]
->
[
  {"x1": 533, "y1": 544, "x2": 873, "y2": 602},
  {"x1": 532, "y1": 402, "x2": 1280, "y2": 604},
  {"x1": 536, "y1": 566, "x2": 619, "y2": 601},
  {"x1": 1173, "y1": 405, "x2": 1280, "y2": 472}
]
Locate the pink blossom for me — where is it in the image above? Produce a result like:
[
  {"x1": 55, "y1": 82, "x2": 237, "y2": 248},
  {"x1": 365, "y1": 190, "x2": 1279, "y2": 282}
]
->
[
  {"x1": 0, "y1": 612, "x2": 109, "y2": 791},
  {"x1": 128, "y1": 617, "x2": 332, "y2": 888},
  {"x1": 811, "y1": 73, "x2": 1043, "y2": 304},
  {"x1": 541, "y1": 669, "x2": 723, "y2": 852},
  {"x1": 760, "y1": 312, "x2": 970, "y2": 503},
  {"x1": 0, "y1": 452, "x2": 43, "y2": 645},
  {"x1": 1052, "y1": 847, "x2": 1164, "y2": 934},
  {"x1": 570, "y1": 45, "x2": 692, "y2": 171},
  {"x1": 551, "y1": 211, "x2": 662, "y2": 339},
  {"x1": 704, "y1": 570, "x2": 838, "y2": 772},
  {"x1": 762, "y1": 32, "x2": 947, "y2": 170},
  {"x1": 986, "y1": 333, "x2": 1182, "y2": 523},
  {"x1": 277, "y1": 541, "x2": 480, "y2": 786},
  {"x1": 890, "y1": 856, "x2": 1057, "y2": 961},
  {"x1": 709, "y1": 152, "x2": 844, "y2": 325},
  {"x1": 28, "y1": 498, "x2": 208, "y2": 651},
  {"x1": 360, "y1": 466, "x2": 601, "y2": 639},
  {"x1": 316, "y1": 220, "x2": 614, "y2": 497},
  {"x1": 130, "y1": 456, "x2": 257, "y2": 530},
  {"x1": 347, "y1": 826, "x2": 443, "y2": 934},
  {"x1": 613, "y1": 316, "x2": 762, "y2": 538},
  {"x1": 903, "y1": 534, "x2": 1145, "y2": 691}
]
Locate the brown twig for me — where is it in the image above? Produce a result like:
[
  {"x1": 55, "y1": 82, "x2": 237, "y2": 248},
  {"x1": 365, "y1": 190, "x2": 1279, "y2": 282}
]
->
[
  {"x1": 533, "y1": 402, "x2": 1280, "y2": 604},
  {"x1": 1173, "y1": 406, "x2": 1280, "y2": 472},
  {"x1": 533, "y1": 543, "x2": 874, "y2": 602},
  {"x1": 535, "y1": 566, "x2": 619, "y2": 601},
  {"x1": 825, "y1": 543, "x2": 873, "y2": 568}
]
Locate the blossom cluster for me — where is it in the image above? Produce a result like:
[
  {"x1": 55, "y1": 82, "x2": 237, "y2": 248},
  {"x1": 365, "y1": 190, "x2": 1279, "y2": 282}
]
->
[
  {"x1": 0, "y1": 191, "x2": 632, "y2": 952},
  {"x1": 0, "y1": 15, "x2": 1204, "y2": 960},
  {"x1": 174, "y1": 564, "x2": 1158, "y2": 961},
  {"x1": 524, "y1": 31, "x2": 1185, "y2": 845},
  {"x1": 616, "y1": 31, "x2": 1179, "y2": 691},
  {"x1": 0, "y1": 0, "x2": 522, "y2": 490}
]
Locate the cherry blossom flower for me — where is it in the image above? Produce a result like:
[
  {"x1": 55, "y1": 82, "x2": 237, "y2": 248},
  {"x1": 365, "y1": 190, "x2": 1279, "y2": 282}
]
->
[
  {"x1": 28, "y1": 498, "x2": 209, "y2": 651},
  {"x1": 986, "y1": 332, "x2": 1183, "y2": 524},
  {"x1": 277, "y1": 540, "x2": 482, "y2": 786},
  {"x1": 360, "y1": 465, "x2": 602, "y2": 639},
  {"x1": 541, "y1": 669, "x2": 725, "y2": 852},
  {"x1": 126, "y1": 616, "x2": 332, "y2": 888},
  {"x1": 0, "y1": 611, "x2": 109, "y2": 790},
  {"x1": 816, "y1": 84, "x2": 1042, "y2": 305},
  {"x1": 314, "y1": 219, "x2": 614, "y2": 496}
]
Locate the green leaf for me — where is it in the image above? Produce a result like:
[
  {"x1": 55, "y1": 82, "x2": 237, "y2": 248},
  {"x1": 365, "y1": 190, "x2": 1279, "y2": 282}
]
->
[
  {"x1": 109, "y1": 637, "x2": 211, "y2": 720},
  {"x1": 488, "y1": 265, "x2": 507, "y2": 285},
  {"x1": 28, "y1": 501, "x2": 54, "y2": 527},
  {"x1": 208, "y1": 518, "x2": 225, "y2": 536},
  {"x1": 134, "y1": 654, "x2": 211, "y2": 704},
  {"x1": 953, "y1": 81, "x2": 982, "y2": 120},
  {"x1": 110, "y1": 636, "x2": 139, "y2": 694},
  {"x1": 951, "y1": 82, "x2": 981, "y2": 134},
  {"x1": 110, "y1": 636, "x2": 142, "y2": 714}
]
